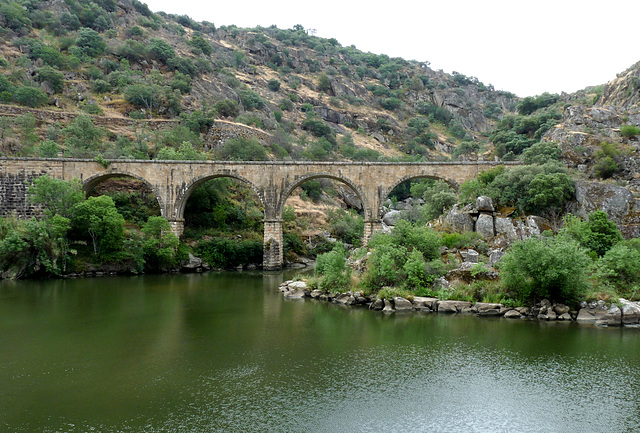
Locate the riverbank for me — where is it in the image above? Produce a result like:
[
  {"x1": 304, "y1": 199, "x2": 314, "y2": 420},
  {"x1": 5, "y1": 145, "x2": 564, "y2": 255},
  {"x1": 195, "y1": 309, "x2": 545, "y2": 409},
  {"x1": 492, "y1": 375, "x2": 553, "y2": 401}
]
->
[{"x1": 279, "y1": 280, "x2": 640, "y2": 328}]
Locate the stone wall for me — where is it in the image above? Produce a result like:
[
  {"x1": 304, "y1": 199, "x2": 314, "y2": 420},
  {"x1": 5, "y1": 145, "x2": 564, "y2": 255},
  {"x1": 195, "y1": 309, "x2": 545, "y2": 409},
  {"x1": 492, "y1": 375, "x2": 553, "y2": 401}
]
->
[
  {"x1": 0, "y1": 159, "x2": 61, "y2": 218},
  {"x1": 0, "y1": 104, "x2": 179, "y2": 130},
  {"x1": 205, "y1": 120, "x2": 272, "y2": 148}
]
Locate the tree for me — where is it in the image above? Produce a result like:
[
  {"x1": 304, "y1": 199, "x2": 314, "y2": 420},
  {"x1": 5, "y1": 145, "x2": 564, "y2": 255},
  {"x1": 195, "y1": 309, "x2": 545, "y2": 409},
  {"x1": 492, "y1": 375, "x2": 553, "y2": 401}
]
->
[
  {"x1": 147, "y1": 38, "x2": 175, "y2": 63},
  {"x1": 142, "y1": 216, "x2": 179, "y2": 269},
  {"x1": 35, "y1": 66, "x2": 65, "y2": 93},
  {"x1": 317, "y1": 74, "x2": 331, "y2": 92},
  {"x1": 216, "y1": 137, "x2": 268, "y2": 161},
  {"x1": 155, "y1": 141, "x2": 206, "y2": 160},
  {"x1": 560, "y1": 211, "x2": 623, "y2": 257},
  {"x1": 501, "y1": 236, "x2": 591, "y2": 305},
  {"x1": 0, "y1": 215, "x2": 72, "y2": 278},
  {"x1": 75, "y1": 27, "x2": 106, "y2": 57},
  {"x1": 28, "y1": 175, "x2": 84, "y2": 219},
  {"x1": 268, "y1": 78, "x2": 281, "y2": 92},
  {"x1": 72, "y1": 195, "x2": 125, "y2": 257},
  {"x1": 124, "y1": 84, "x2": 162, "y2": 117},
  {"x1": 522, "y1": 141, "x2": 562, "y2": 165},
  {"x1": 14, "y1": 86, "x2": 48, "y2": 107},
  {"x1": 452, "y1": 141, "x2": 480, "y2": 160},
  {"x1": 63, "y1": 115, "x2": 104, "y2": 157},
  {"x1": 526, "y1": 172, "x2": 574, "y2": 214}
]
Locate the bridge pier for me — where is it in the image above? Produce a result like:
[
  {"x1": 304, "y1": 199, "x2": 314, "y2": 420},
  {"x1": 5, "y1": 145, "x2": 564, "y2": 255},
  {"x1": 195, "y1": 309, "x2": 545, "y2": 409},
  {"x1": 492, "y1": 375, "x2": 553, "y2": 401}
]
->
[
  {"x1": 363, "y1": 219, "x2": 384, "y2": 245},
  {"x1": 167, "y1": 218, "x2": 184, "y2": 238},
  {"x1": 263, "y1": 219, "x2": 283, "y2": 270}
]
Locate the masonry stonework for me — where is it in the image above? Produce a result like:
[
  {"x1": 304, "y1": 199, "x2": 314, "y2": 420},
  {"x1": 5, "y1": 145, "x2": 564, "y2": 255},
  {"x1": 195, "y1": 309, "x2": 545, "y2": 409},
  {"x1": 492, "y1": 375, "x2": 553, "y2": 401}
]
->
[{"x1": 1, "y1": 158, "x2": 516, "y2": 269}]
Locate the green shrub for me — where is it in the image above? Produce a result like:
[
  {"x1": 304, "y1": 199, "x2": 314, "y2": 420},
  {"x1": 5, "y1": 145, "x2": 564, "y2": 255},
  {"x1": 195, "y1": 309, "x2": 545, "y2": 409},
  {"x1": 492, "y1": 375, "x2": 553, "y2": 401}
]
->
[
  {"x1": 75, "y1": 27, "x2": 106, "y2": 57},
  {"x1": 167, "y1": 56, "x2": 197, "y2": 77},
  {"x1": 560, "y1": 211, "x2": 622, "y2": 257},
  {"x1": 301, "y1": 118, "x2": 334, "y2": 141},
  {"x1": 214, "y1": 99, "x2": 238, "y2": 117},
  {"x1": 522, "y1": 141, "x2": 562, "y2": 164},
  {"x1": 620, "y1": 124, "x2": 640, "y2": 138},
  {"x1": 14, "y1": 86, "x2": 48, "y2": 107},
  {"x1": 315, "y1": 246, "x2": 351, "y2": 293},
  {"x1": 596, "y1": 243, "x2": 640, "y2": 295},
  {"x1": 501, "y1": 236, "x2": 590, "y2": 305},
  {"x1": 238, "y1": 89, "x2": 266, "y2": 110},
  {"x1": 216, "y1": 137, "x2": 267, "y2": 161},
  {"x1": 195, "y1": 237, "x2": 263, "y2": 268},
  {"x1": 380, "y1": 97, "x2": 402, "y2": 111},
  {"x1": 147, "y1": 38, "x2": 175, "y2": 63},
  {"x1": 268, "y1": 78, "x2": 281, "y2": 91},
  {"x1": 327, "y1": 208, "x2": 364, "y2": 246}
]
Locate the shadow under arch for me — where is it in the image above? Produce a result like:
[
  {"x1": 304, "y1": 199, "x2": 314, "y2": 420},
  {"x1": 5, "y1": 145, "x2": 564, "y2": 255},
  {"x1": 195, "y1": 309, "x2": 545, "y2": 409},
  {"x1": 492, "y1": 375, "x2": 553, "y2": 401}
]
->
[
  {"x1": 174, "y1": 173, "x2": 265, "y2": 223},
  {"x1": 277, "y1": 172, "x2": 369, "y2": 220},
  {"x1": 82, "y1": 172, "x2": 165, "y2": 216}
]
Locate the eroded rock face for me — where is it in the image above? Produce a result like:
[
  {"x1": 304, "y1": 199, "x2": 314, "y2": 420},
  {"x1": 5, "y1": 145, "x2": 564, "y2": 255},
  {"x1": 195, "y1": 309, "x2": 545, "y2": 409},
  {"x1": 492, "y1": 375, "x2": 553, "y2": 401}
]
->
[{"x1": 569, "y1": 181, "x2": 640, "y2": 238}]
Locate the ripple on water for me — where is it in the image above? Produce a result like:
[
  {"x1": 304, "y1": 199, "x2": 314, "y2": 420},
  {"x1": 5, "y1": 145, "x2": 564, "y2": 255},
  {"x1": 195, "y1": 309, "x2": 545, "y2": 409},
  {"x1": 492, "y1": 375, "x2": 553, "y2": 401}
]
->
[{"x1": 131, "y1": 343, "x2": 640, "y2": 433}]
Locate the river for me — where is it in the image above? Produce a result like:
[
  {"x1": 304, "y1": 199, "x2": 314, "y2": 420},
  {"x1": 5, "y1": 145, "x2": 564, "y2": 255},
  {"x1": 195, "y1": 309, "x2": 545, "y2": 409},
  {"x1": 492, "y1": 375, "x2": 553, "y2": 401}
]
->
[{"x1": 1, "y1": 272, "x2": 639, "y2": 433}]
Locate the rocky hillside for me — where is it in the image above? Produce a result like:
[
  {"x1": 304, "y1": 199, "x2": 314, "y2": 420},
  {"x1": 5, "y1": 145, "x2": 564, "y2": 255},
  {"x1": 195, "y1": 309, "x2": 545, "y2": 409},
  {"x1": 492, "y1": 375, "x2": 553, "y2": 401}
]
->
[{"x1": 0, "y1": 0, "x2": 519, "y2": 161}]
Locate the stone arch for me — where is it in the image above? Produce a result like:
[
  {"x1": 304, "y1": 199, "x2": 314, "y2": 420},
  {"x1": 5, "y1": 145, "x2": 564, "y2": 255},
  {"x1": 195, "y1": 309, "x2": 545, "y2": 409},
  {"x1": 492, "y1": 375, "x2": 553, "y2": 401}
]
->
[
  {"x1": 277, "y1": 172, "x2": 369, "y2": 220},
  {"x1": 81, "y1": 172, "x2": 165, "y2": 216},
  {"x1": 380, "y1": 175, "x2": 459, "y2": 219},
  {"x1": 173, "y1": 173, "x2": 265, "y2": 223}
]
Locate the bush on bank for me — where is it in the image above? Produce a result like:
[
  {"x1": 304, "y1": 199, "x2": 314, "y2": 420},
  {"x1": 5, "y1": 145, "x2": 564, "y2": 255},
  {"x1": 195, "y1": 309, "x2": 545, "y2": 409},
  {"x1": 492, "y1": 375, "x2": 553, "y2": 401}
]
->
[{"x1": 312, "y1": 212, "x2": 640, "y2": 307}]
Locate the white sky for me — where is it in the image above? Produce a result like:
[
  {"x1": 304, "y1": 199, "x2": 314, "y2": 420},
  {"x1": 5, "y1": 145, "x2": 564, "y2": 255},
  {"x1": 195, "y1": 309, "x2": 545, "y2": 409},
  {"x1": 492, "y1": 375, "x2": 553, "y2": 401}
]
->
[{"x1": 142, "y1": 0, "x2": 640, "y2": 97}]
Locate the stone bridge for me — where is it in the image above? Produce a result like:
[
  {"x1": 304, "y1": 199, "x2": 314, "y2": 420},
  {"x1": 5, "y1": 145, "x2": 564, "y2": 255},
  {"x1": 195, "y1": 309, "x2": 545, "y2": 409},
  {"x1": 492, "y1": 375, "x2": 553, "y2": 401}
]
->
[{"x1": 0, "y1": 158, "x2": 516, "y2": 269}]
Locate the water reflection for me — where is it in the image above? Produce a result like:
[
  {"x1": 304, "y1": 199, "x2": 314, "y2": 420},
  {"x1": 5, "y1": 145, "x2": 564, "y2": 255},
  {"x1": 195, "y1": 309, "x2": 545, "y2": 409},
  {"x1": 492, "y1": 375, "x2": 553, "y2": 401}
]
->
[{"x1": 1, "y1": 273, "x2": 639, "y2": 432}]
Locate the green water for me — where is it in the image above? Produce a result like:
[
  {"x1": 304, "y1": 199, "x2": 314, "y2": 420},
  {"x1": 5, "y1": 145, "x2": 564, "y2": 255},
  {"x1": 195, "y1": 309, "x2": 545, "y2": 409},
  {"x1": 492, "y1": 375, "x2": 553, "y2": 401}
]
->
[{"x1": 1, "y1": 272, "x2": 639, "y2": 433}]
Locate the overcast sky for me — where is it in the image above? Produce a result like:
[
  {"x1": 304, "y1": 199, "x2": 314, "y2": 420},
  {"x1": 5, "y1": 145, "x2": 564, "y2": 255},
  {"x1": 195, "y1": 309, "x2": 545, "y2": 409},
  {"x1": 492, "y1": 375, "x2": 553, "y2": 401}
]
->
[{"x1": 142, "y1": 0, "x2": 640, "y2": 97}]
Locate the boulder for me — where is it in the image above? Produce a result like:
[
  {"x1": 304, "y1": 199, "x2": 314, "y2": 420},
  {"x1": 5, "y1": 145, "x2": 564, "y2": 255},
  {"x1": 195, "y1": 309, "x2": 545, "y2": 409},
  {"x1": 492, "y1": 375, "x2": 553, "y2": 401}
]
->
[
  {"x1": 412, "y1": 296, "x2": 438, "y2": 311},
  {"x1": 436, "y1": 300, "x2": 472, "y2": 313},
  {"x1": 503, "y1": 309, "x2": 522, "y2": 319},
  {"x1": 283, "y1": 288, "x2": 306, "y2": 299},
  {"x1": 596, "y1": 305, "x2": 622, "y2": 327},
  {"x1": 461, "y1": 249, "x2": 479, "y2": 263},
  {"x1": 382, "y1": 298, "x2": 395, "y2": 313},
  {"x1": 369, "y1": 298, "x2": 384, "y2": 310},
  {"x1": 475, "y1": 213, "x2": 495, "y2": 239},
  {"x1": 576, "y1": 308, "x2": 608, "y2": 323},
  {"x1": 494, "y1": 217, "x2": 518, "y2": 241},
  {"x1": 289, "y1": 281, "x2": 308, "y2": 290},
  {"x1": 394, "y1": 297, "x2": 414, "y2": 312},
  {"x1": 488, "y1": 249, "x2": 505, "y2": 266},
  {"x1": 444, "y1": 205, "x2": 474, "y2": 233},
  {"x1": 620, "y1": 299, "x2": 640, "y2": 325},
  {"x1": 538, "y1": 309, "x2": 557, "y2": 321},
  {"x1": 474, "y1": 302, "x2": 503, "y2": 316},
  {"x1": 310, "y1": 289, "x2": 322, "y2": 299},
  {"x1": 553, "y1": 304, "x2": 571, "y2": 315},
  {"x1": 382, "y1": 210, "x2": 403, "y2": 226},
  {"x1": 476, "y1": 196, "x2": 495, "y2": 212},
  {"x1": 182, "y1": 253, "x2": 203, "y2": 271},
  {"x1": 335, "y1": 293, "x2": 355, "y2": 305}
]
